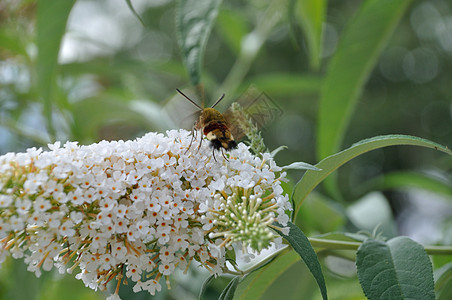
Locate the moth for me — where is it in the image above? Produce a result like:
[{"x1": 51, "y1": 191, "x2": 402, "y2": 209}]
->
[
  {"x1": 176, "y1": 88, "x2": 237, "y2": 160},
  {"x1": 174, "y1": 87, "x2": 282, "y2": 160}
]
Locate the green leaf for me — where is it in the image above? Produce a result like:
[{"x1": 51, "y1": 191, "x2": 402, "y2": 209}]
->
[
  {"x1": 270, "y1": 145, "x2": 288, "y2": 158},
  {"x1": 245, "y1": 73, "x2": 322, "y2": 96},
  {"x1": 36, "y1": 0, "x2": 76, "y2": 137},
  {"x1": 313, "y1": 232, "x2": 369, "y2": 243},
  {"x1": 346, "y1": 192, "x2": 397, "y2": 238},
  {"x1": 356, "y1": 236, "x2": 435, "y2": 299},
  {"x1": 199, "y1": 274, "x2": 215, "y2": 300},
  {"x1": 438, "y1": 283, "x2": 452, "y2": 300},
  {"x1": 274, "y1": 221, "x2": 328, "y2": 300},
  {"x1": 0, "y1": 29, "x2": 27, "y2": 56},
  {"x1": 40, "y1": 272, "x2": 104, "y2": 300},
  {"x1": 434, "y1": 262, "x2": 452, "y2": 292},
  {"x1": 293, "y1": 135, "x2": 452, "y2": 218},
  {"x1": 71, "y1": 97, "x2": 167, "y2": 143},
  {"x1": 125, "y1": 0, "x2": 145, "y2": 26},
  {"x1": 219, "y1": 276, "x2": 240, "y2": 300},
  {"x1": 295, "y1": 193, "x2": 346, "y2": 233},
  {"x1": 0, "y1": 116, "x2": 51, "y2": 146},
  {"x1": 176, "y1": 0, "x2": 223, "y2": 86},
  {"x1": 282, "y1": 161, "x2": 321, "y2": 171},
  {"x1": 317, "y1": 0, "x2": 411, "y2": 160},
  {"x1": 358, "y1": 171, "x2": 452, "y2": 200},
  {"x1": 234, "y1": 250, "x2": 303, "y2": 300},
  {"x1": 295, "y1": 0, "x2": 326, "y2": 69},
  {"x1": 216, "y1": 9, "x2": 248, "y2": 55}
]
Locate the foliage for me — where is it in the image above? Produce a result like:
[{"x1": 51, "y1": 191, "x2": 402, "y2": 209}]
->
[{"x1": 1, "y1": 0, "x2": 452, "y2": 299}]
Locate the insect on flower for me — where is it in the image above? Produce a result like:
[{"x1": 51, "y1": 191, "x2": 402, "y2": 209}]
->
[
  {"x1": 176, "y1": 88, "x2": 237, "y2": 161},
  {"x1": 173, "y1": 87, "x2": 283, "y2": 160}
]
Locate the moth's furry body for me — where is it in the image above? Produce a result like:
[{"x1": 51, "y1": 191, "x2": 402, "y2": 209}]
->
[
  {"x1": 176, "y1": 89, "x2": 237, "y2": 159},
  {"x1": 198, "y1": 108, "x2": 237, "y2": 151}
]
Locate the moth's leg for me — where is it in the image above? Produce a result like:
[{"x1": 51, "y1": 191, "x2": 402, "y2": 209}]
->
[
  {"x1": 212, "y1": 147, "x2": 217, "y2": 162},
  {"x1": 196, "y1": 132, "x2": 203, "y2": 153},
  {"x1": 185, "y1": 126, "x2": 196, "y2": 154},
  {"x1": 221, "y1": 148, "x2": 229, "y2": 161}
]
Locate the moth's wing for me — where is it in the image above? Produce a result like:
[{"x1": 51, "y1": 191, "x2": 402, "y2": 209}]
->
[
  {"x1": 223, "y1": 108, "x2": 247, "y2": 141},
  {"x1": 162, "y1": 90, "x2": 200, "y2": 130},
  {"x1": 224, "y1": 86, "x2": 283, "y2": 141},
  {"x1": 238, "y1": 88, "x2": 283, "y2": 128}
]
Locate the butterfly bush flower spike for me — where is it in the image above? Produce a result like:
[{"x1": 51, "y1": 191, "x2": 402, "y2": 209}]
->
[{"x1": 0, "y1": 129, "x2": 291, "y2": 298}]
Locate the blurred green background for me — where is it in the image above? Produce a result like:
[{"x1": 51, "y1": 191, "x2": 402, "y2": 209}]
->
[{"x1": 1, "y1": 0, "x2": 452, "y2": 299}]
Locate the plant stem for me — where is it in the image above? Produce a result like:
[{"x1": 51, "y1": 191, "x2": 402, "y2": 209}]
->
[
  {"x1": 225, "y1": 246, "x2": 289, "y2": 276},
  {"x1": 219, "y1": 1, "x2": 283, "y2": 95},
  {"x1": 0, "y1": 118, "x2": 51, "y2": 146},
  {"x1": 423, "y1": 245, "x2": 452, "y2": 255},
  {"x1": 309, "y1": 237, "x2": 361, "y2": 250},
  {"x1": 225, "y1": 238, "x2": 452, "y2": 277},
  {"x1": 308, "y1": 237, "x2": 452, "y2": 255}
]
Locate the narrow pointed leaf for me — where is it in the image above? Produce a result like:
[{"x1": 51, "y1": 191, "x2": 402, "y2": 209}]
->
[
  {"x1": 176, "y1": 0, "x2": 223, "y2": 85},
  {"x1": 246, "y1": 73, "x2": 322, "y2": 95},
  {"x1": 357, "y1": 171, "x2": 452, "y2": 200},
  {"x1": 234, "y1": 250, "x2": 302, "y2": 300},
  {"x1": 435, "y1": 262, "x2": 452, "y2": 292},
  {"x1": 282, "y1": 161, "x2": 322, "y2": 171},
  {"x1": 270, "y1": 145, "x2": 287, "y2": 157},
  {"x1": 125, "y1": 0, "x2": 145, "y2": 26},
  {"x1": 296, "y1": 0, "x2": 326, "y2": 69},
  {"x1": 219, "y1": 276, "x2": 240, "y2": 300},
  {"x1": 317, "y1": 0, "x2": 411, "y2": 160},
  {"x1": 356, "y1": 236, "x2": 435, "y2": 299},
  {"x1": 37, "y1": 0, "x2": 76, "y2": 136},
  {"x1": 274, "y1": 221, "x2": 328, "y2": 300},
  {"x1": 198, "y1": 274, "x2": 215, "y2": 300},
  {"x1": 216, "y1": 10, "x2": 248, "y2": 55},
  {"x1": 293, "y1": 135, "x2": 452, "y2": 219}
]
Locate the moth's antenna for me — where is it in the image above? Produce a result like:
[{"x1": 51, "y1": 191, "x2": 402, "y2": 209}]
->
[
  {"x1": 176, "y1": 88, "x2": 202, "y2": 110},
  {"x1": 211, "y1": 93, "x2": 225, "y2": 108}
]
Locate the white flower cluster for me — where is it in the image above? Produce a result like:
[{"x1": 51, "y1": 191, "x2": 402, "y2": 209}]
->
[{"x1": 0, "y1": 130, "x2": 290, "y2": 297}]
